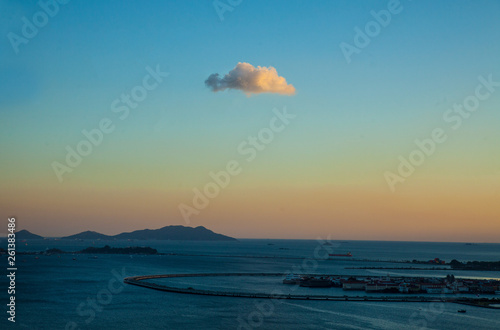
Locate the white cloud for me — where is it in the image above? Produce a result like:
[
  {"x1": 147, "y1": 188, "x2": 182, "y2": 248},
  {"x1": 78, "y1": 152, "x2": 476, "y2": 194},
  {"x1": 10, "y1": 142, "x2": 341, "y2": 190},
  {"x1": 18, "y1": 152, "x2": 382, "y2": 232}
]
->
[{"x1": 205, "y1": 62, "x2": 296, "y2": 96}]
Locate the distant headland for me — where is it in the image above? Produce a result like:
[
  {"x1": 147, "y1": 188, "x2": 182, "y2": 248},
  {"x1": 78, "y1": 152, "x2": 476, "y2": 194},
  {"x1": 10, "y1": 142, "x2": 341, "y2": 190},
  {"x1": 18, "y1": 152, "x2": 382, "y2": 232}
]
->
[{"x1": 14, "y1": 225, "x2": 237, "y2": 241}]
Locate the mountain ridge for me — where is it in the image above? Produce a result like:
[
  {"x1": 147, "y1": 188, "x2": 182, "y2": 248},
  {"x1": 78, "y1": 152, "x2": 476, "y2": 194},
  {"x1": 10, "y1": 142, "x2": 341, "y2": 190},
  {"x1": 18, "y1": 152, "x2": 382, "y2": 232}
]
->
[
  {"x1": 62, "y1": 230, "x2": 112, "y2": 240},
  {"x1": 16, "y1": 229, "x2": 44, "y2": 240},
  {"x1": 13, "y1": 225, "x2": 236, "y2": 241}
]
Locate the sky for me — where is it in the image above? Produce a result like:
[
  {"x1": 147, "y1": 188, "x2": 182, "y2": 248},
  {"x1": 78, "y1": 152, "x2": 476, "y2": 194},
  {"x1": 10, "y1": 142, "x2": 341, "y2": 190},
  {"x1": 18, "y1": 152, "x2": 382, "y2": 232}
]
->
[{"x1": 1, "y1": 0, "x2": 499, "y2": 242}]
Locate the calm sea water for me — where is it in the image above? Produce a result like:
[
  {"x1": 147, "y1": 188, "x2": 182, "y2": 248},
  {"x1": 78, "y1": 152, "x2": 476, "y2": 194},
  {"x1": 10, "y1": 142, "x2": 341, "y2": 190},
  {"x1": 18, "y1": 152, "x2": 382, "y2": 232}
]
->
[{"x1": 1, "y1": 239, "x2": 499, "y2": 329}]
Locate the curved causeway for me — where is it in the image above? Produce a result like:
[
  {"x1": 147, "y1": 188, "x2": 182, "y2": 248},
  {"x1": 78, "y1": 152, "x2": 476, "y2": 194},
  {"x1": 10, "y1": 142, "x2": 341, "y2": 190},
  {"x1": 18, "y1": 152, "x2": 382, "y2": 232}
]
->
[{"x1": 123, "y1": 273, "x2": 497, "y2": 306}]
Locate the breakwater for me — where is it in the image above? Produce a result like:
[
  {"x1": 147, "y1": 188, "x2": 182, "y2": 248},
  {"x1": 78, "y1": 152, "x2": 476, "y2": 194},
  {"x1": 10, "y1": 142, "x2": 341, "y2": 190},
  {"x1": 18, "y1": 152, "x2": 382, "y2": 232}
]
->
[{"x1": 123, "y1": 273, "x2": 499, "y2": 307}]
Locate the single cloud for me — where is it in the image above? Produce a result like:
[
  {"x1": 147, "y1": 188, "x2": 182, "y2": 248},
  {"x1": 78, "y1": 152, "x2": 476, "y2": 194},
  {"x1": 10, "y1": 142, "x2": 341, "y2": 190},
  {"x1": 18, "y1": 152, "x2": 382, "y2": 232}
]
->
[{"x1": 205, "y1": 62, "x2": 296, "y2": 96}]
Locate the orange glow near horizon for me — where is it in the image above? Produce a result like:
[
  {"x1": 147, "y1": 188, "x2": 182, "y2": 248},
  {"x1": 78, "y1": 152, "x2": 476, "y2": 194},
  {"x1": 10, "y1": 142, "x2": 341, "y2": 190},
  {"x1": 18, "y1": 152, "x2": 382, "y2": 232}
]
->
[{"x1": 2, "y1": 177, "x2": 499, "y2": 243}]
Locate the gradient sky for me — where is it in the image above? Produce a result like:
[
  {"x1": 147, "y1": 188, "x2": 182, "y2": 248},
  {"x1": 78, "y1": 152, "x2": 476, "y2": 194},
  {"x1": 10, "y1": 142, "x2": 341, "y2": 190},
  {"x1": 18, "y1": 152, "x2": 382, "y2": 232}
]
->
[{"x1": 1, "y1": 0, "x2": 499, "y2": 242}]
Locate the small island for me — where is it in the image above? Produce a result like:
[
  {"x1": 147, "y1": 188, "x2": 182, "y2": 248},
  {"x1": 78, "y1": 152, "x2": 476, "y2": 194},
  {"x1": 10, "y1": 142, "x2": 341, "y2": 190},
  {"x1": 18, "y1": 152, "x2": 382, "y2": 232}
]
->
[
  {"x1": 79, "y1": 245, "x2": 158, "y2": 255},
  {"x1": 14, "y1": 246, "x2": 159, "y2": 256}
]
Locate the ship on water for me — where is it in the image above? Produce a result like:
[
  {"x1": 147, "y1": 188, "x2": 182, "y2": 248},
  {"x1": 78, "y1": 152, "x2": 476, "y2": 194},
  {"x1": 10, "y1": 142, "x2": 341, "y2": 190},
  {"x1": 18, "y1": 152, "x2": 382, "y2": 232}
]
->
[
  {"x1": 329, "y1": 252, "x2": 352, "y2": 257},
  {"x1": 283, "y1": 273, "x2": 302, "y2": 284},
  {"x1": 299, "y1": 276, "x2": 332, "y2": 288}
]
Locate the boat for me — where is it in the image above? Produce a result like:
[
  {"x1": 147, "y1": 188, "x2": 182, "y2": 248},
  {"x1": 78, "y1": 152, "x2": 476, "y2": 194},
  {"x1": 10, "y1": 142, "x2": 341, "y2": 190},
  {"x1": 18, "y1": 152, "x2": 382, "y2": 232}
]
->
[
  {"x1": 457, "y1": 309, "x2": 466, "y2": 313},
  {"x1": 299, "y1": 277, "x2": 332, "y2": 288},
  {"x1": 283, "y1": 274, "x2": 302, "y2": 284},
  {"x1": 329, "y1": 252, "x2": 352, "y2": 257}
]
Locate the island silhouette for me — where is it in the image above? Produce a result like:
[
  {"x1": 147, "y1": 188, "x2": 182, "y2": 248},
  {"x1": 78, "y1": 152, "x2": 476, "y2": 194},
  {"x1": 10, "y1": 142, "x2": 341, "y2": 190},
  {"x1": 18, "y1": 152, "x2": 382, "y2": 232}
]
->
[{"x1": 14, "y1": 225, "x2": 236, "y2": 241}]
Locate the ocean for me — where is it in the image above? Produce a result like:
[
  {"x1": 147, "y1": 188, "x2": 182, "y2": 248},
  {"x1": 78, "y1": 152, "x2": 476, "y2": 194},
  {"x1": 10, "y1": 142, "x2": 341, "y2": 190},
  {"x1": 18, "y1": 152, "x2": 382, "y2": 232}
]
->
[{"x1": 2, "y1": 239, "x2": 500, "y2": 329}]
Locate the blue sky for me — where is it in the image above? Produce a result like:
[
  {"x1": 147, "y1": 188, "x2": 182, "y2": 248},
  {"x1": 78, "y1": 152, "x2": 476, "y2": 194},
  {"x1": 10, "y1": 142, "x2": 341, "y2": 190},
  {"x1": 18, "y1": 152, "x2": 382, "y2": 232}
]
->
[{"x1": 1, "y1": 0, "x2": 500, "y2": 240}]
